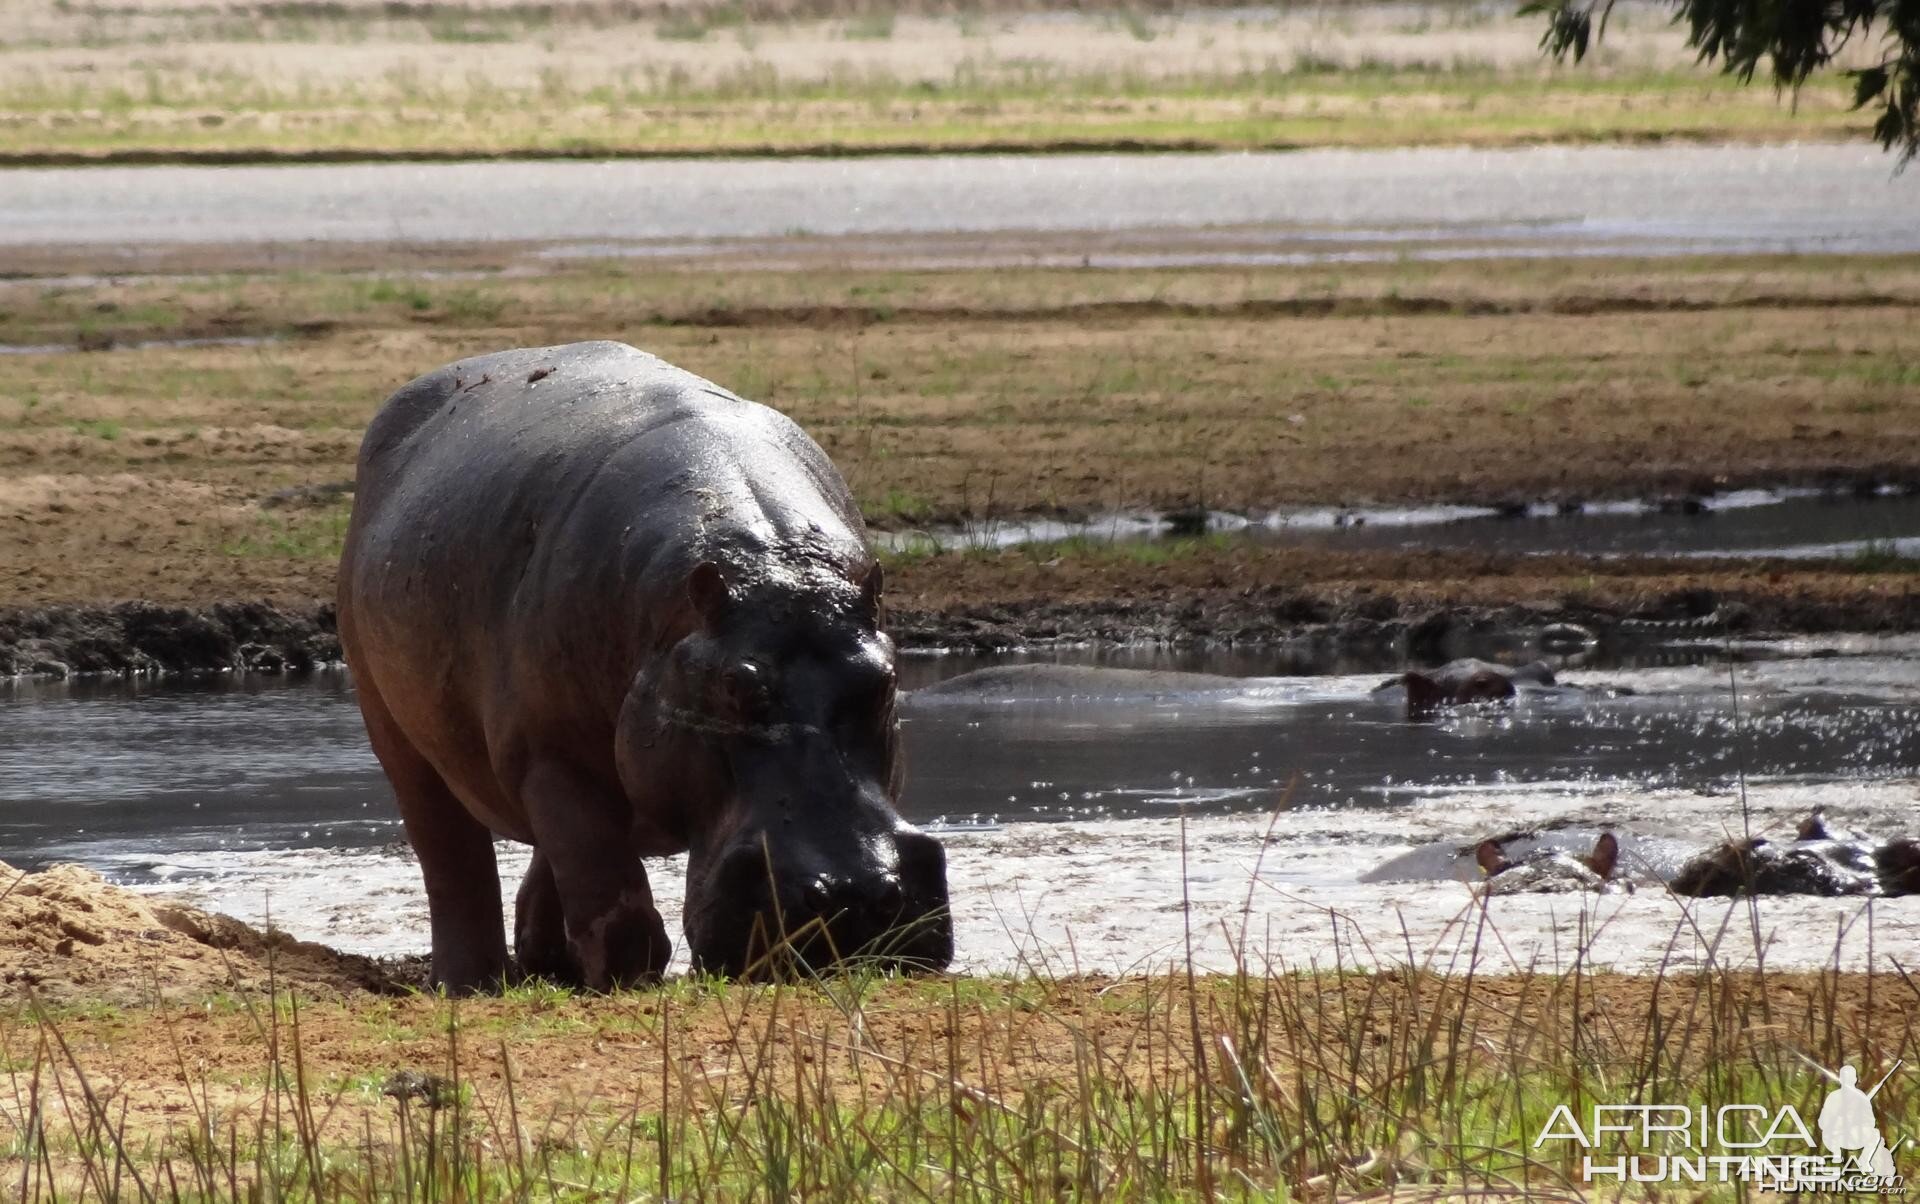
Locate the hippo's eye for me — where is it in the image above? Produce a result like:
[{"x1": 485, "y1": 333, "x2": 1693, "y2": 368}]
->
[{"x1": 724, "y1": 661, "x2": 772, "y2": 718}]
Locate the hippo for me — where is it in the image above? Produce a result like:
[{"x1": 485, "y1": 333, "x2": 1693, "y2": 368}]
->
[
  {"x1": 1361, "y1": 824, "x2": 1695, "y2": 888},
  {"x1": 1670, "y1": 812, "x2": 1920, "y2": 897},
  {"x1": 1369, "y1": 658, "x2": 1630, "y2": 716},
  {"x1": 338, "y1": 341, "x2": 952, "y2": 991},
  {"x1": 1474, "y1": 832, "x2": 1621, "y2": 894},
  {"x1": 1370, "y1": 659, "x2": 1555, "y2": 713}
]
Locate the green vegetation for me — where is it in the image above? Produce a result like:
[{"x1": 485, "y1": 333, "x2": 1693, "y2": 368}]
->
[
  {"x1": 4, "y1": 922, "x2": 1914, "y2": 1201},
  {"x1": 1850, "y1": 538, "x2": 1920, "y2": 572},
  {"x1": 0, "y1": 58, "x2": 1866, "y2": 161},
  {"x1": 220, "y1": 505, "x2": 353, "y2": 560}
]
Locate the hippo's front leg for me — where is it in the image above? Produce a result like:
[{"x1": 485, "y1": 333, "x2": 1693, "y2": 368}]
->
[
  {"x1": 513, "y1": 848, "x2": 583, "y2": 986},
  {"x1": 517, "y1": 760, "x2": 671, "y2": 990}
]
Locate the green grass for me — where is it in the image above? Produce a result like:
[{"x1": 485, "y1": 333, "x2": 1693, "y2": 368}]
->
[
  {"x1": 6, "y1": 926, "x2": 1916, "y2": 1201},
  {"x1": 841, "y1": 12, "x2": 895, "y2": 40},
  {"x1": 69, "y1": 418, "x2": 121, "y2": 441},
  {"x1": 1849, "y1": 538, "x2": 1920, "y2": 572},
  {"x1": 219, "y1": 505, "x2": 352, "y2": 560},
  {"x1": 0, "y1": 59, "x2": 1868, "y2": 161}
]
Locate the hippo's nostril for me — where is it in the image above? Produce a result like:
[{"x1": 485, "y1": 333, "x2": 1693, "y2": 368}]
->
[{"x1": 872, "y1": 876, "x2": 904, "y2": 914}]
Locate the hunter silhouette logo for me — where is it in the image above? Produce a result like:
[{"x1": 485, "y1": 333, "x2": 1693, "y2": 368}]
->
[
  {"x1": 1815, "y1": 1062, "x2": 1901, "y2": 1181},
  {"x1": 1535, "y1": 1057, "x2": 1907, "y2": 1191}
]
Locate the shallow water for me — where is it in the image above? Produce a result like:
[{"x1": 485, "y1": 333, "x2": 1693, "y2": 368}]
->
[
  {"x1": 2, "y1": 642, "x2": 1917, "y2": 974},
  {"x1": 884, "y1": 489, "x2": 1920, "y2": 561}
]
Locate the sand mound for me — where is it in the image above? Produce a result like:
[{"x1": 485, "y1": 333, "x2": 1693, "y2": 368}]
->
[{"x1": 0, "y1": 861, "x2": 407, "y2": 1004}]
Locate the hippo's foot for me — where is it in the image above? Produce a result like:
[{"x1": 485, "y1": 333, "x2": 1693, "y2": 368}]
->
[
  {"x1": 568, "y1": 887, "x2": 671, "y2": 991},
  {"x1": 514, "y1": 850, "x2": 585, "y2": 987}
]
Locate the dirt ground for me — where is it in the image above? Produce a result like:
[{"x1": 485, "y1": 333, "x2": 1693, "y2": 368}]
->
[
  {"x1": 2, "y1": 858, "x2": 1906, "y2": 1157},
  {"x1": 0, "y1": 253, "x2": 1914, "y2": 633},
  {"x1": 0, "y1": 861, "x2": 403, "y2": 1003}
]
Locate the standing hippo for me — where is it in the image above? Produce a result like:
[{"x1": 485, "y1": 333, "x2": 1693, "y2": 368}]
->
[{"x1": 339, "y1": 341, "x2": 952, "y2": 991}]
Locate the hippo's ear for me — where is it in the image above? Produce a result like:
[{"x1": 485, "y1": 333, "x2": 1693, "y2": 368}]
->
[
  {"x1": 1475, "y1": 840, "x2": 1509, "y2": 877},
  {"x1": 1796, "y1": 811, "x2": 1830, "y2": 841},
  {"x1": 859, "y1": 562, "x2": 885, "y2": 628},
  {"x1": 687, "y1": 561, "x2": 731, "y2": 628},
  {"x1": 1586, "y1": 832, "x2": 1620, "y2": 880}
]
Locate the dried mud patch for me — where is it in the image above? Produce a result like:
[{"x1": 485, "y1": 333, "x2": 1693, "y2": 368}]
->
[{"x1": 0, "y1": 861, "x2": 406, "y2": 1005}]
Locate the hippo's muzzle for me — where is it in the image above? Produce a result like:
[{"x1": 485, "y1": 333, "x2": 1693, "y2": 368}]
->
[{"x1": 687, "y1": 827, "x2": 953, "y2": 978}]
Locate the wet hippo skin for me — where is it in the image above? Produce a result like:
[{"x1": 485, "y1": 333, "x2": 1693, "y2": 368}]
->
[
  {"x1": 1670, "y1": 812, "x2": 1920, "y2": 897},
  {"x1": 1367, "y1": 658, "x2": 1621, "y2": 715},
  {"x1": 1475, "y1": 831, "x2": 1622, "y2": 894},
  {"x1": 338, "y1": 341, "x2": 953, "y2": 992}
]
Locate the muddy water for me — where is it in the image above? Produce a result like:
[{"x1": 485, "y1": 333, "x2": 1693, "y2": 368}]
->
[
  {"x1": 2, "y1": 642, "x2": 1916, "y2": 974},
  {"x1": 890, "y1": 490, "x2": 1920, "y2": 561},
  {"x1": 5, "y1": 145, "x2": 1915, "y2": 263}
]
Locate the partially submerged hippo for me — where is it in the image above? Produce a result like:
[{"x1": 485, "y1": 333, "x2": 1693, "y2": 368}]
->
[
  {"x1": 1670, "y1": 812, "x2": 1920, "y2": 897},
  {"x1": 1370, "y1": 658, "x2": 1623, "y2": 715},
  {"x1": 1363, "y1": 828, "x2": 1637, "y2": 892},
  {"x1": 339, "y1": 341, "x2": 952, "y2": 991},
  {"x1": 1475, "y1": 832, "x2": 1621, "y2": 894}
]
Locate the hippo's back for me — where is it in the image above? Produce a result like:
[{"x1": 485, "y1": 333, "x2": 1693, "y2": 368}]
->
[
  {"x1": 346, "y1": 340, "x2": 856, "y2": 626},
  {"x1": 339, "y1": 341, "x2": 866, "y2": 818}
]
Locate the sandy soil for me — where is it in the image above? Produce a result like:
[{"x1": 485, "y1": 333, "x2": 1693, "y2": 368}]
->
[{"x1": 0, "y1": 860, "x2": 402, "y2": 1003}]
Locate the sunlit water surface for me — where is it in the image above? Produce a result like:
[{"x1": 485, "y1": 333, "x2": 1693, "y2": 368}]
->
[{"x1": 3, "y1": 640, "x2": 1916, "y2": 975}]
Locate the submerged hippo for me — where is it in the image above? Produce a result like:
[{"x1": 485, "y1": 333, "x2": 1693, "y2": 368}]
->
[
  {"x1": 1370, "y1": 659, "x2": 1624, "y2": 716},
  {"x1": 1670, "y1": 813, "x2": 1920, "y2": 897},
  {"x1": 1475, "y1": 832, "x2": 1621, "y2": 894},
  {"x1": 1364, "y1": 828, "x2": 1637, "y2": 892},
  {"x1": 339, "y1": 341, "x2": 952, "y2": 991}
]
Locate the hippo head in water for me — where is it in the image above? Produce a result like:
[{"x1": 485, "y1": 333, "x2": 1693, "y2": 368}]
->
[
  {"x1": 1475, "y1": 831, "x2": 1621, "y2": 894},
  {"x1": 1379, "y1": 659, "x2": 1558, "y2": 717},
  {"x1": 624, "y1": 559, "x2": 953, "y2": 978}
]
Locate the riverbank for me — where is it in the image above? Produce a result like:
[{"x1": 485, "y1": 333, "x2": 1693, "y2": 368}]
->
[
  {"x1": 3, "y1": 851, "x2": 1912, "y2": 1199},
  {"x1": 2, "y1": 254, "x2": 1917, "y2": 623},
  {"x1": 5, "y1": 548, "x2": 1920, "y2": 676}
]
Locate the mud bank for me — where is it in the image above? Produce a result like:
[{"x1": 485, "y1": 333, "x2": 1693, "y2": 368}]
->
[
  {"x1": 0, "y1": 601, "x2": 339, "y2": 679},
  {"x1": 4, "y1": 574, "x2": 1918, "y2": 678},
  {"x1": 0, "y1": 859, "x2": 404, "y2": 1003}
]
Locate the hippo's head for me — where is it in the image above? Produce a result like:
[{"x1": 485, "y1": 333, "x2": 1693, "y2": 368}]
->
[
  {"x1": 1403, "y1": 666, "x2": 1516, "y2": 714},
  {"x1": 624, "y1": 558, "x2": 952, "y2": 978},
  {"x1": 1475, "y1": 831, "x2": 1620, "y2": 893}
]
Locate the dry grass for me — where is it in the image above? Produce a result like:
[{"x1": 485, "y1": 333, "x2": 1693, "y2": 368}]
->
[
  {"x1": 4, "y1": 904, "x2": 1917, "y2": 1200},
  {"x1": 0, "y1": 1, "x2": 1874, "y2": 159},
  {"x1": 1, "y1": 254, "x2": 1917, "y2": 606}
]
